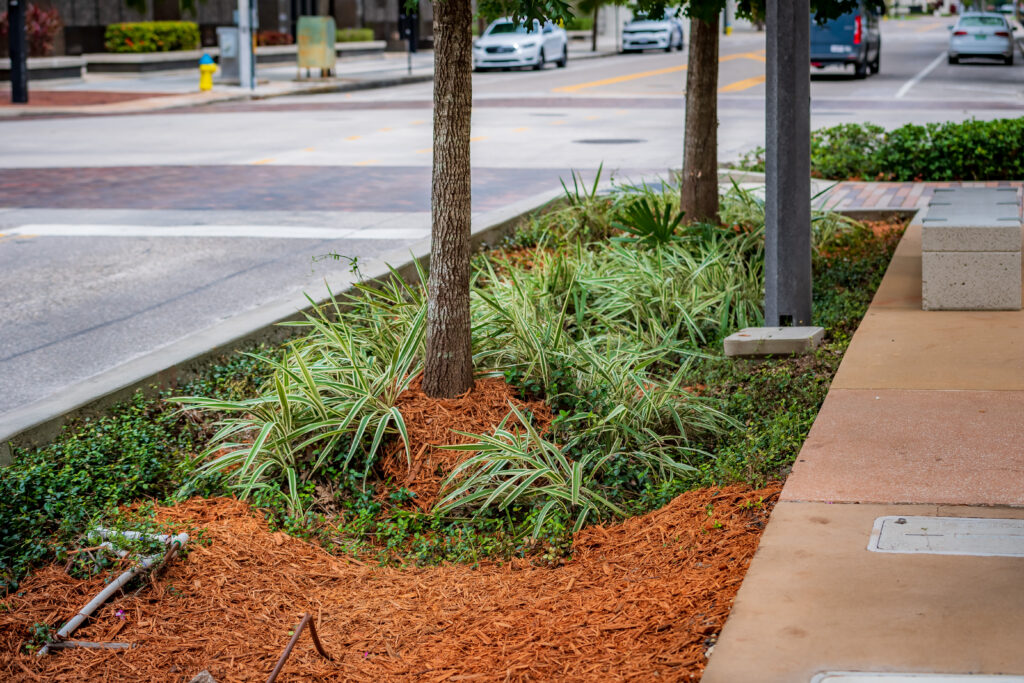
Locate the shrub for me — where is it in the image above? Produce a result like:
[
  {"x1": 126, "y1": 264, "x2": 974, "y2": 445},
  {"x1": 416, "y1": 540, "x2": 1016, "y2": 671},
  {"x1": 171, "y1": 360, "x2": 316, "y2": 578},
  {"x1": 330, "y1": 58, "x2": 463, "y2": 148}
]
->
[
  {"x1": 564, "y1": 16, "x2": 594, "y2": 31},
  {"x1": 0, "y1": 3, "x2": 62, "y2": 57},
  {"x1": 104, "y1": 21, "x2": 200, "y2": 53},
  {"x1": 734, "y1": 119, "x2": 1024, "y2": 181},
  {"x1": 336, "y1": 27, "x2": 374, "y2": 42},
  {"x1": 257, "y1": 30, "x2": 293, "y2": 46}
]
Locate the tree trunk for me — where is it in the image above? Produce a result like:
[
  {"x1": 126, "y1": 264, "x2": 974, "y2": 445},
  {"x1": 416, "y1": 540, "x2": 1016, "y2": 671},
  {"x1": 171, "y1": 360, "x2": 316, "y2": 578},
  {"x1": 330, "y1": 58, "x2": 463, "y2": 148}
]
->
[
  {"x1": 680, "y1": 13, "x2": 720, "y2": 225},
  {"x1": 591, "y1": 4, "x2": 599, "y2": 52},
  {"x1": 423, "y1": 0, "x2": 475, "y2": 398}
]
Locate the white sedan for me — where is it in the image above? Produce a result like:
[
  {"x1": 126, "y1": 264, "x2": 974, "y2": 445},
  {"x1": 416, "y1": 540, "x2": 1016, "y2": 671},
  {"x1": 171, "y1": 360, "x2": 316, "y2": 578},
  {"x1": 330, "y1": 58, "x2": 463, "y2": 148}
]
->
[
  {"x1": 473, "y1": 18, "x2": 568, "y2": 71},
  {"x1": 621, "y1": 11, "x2": 685, "y2": 53}
]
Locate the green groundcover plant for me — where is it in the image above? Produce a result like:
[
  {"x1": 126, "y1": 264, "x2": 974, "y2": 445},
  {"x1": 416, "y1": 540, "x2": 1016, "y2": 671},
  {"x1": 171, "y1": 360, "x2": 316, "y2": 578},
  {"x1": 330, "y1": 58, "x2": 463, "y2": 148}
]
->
[
  {"x1": 336, "y1": 28, "x2": 375, "y2": 43},
  {"x1": 736, "y1": 118, "x2": 1024, "y2": 181},
  {"x1": 0, "y1": 178, "x2": 903, "y2": 590},
  {"x1": 104, "y1": 21, "x2": 200, "y2": 53}
]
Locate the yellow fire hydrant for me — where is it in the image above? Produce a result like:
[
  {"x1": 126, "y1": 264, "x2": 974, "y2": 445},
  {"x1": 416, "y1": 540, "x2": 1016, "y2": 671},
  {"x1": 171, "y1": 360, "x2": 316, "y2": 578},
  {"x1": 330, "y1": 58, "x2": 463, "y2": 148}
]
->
[{"x1": 199, "y1": 54, "x2": 217, "y2": 92}]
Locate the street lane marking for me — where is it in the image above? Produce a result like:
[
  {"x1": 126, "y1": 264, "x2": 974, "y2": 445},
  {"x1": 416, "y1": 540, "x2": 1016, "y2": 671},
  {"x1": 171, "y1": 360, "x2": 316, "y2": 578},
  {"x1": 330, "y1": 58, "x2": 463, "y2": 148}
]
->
[
  {"x1": 585, "y1": 115, "x2": 599, "y2": 120},
  {"x1": 553, "y1": 51, "x2": 765, "y2": 93},
  {"x1": 346, "y1": 135, "x2": 361, "y2": 141},
  {"x1": 513, "y1": 126, "x2": 529, "y2": 132},
  {"x1": 551, "y1": 120, "x2": 566, "y2": 125},
  {"x1": 470, "y1": 136, "x2": 488, "y2": 141},
  {"x1": 719, "y1": 74, "x2": 766, "y2": 93},
  {"x1": 2, "y1": 224, "x2": 430, "y2": 241},
  {"x1": 251, "y1": 158, "x2": 275, "y2": 165},
  {"x1": 913, "y1": 20, "x2": 947, "y2": 32},
  {"x1": 355, "y1": 159, "x2": 379, "y2": 166},
  {"x1": 415, "y1": 147, "x2": 432, "y2": 154},
  {"x1": 377, "y1": 127, "x2": 392, "y2": 132},
  {"x1": 303, "y1": 147, "x2": 315, "y2": 152},
  {"x1": 410, "y1": 119, "x2": 425, "y2": 125},
  {"x1": 895, "y1": 51, "x2": 946, "y2": 98}
]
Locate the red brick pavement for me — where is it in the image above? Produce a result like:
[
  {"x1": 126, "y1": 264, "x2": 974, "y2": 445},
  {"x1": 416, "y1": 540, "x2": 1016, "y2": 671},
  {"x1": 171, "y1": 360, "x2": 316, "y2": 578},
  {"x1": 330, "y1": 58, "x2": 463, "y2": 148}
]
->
[
  {"x1": 0, "y1": 90, "x2": 175, "y2": 107},
  {"x1": 816, "y1": 180, "x2": 1024, "y2": 212}
]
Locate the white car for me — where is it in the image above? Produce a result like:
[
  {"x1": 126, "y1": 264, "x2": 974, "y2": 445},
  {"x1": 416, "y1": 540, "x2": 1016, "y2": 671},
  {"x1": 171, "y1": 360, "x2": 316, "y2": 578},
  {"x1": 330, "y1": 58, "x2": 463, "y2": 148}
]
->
[
  {"x1": 948, "y1": 12, "x2": 1016, "y2": 65},
  {"x1": 622, "y1": 11, "x2": 685, "y2": 53},
  {"x1": 473, "y1": 18, "x2": 568, "y2": 71}
]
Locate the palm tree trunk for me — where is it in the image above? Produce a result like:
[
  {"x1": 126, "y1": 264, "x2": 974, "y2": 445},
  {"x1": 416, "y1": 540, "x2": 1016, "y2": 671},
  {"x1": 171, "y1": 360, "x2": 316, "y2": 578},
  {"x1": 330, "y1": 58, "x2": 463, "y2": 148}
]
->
[
  {"x1": 680, "y1": 13, "x2": 720, "y2": 225},
  {"x1": 423, "y1": 0, "x2": 475, "y2": 398}
]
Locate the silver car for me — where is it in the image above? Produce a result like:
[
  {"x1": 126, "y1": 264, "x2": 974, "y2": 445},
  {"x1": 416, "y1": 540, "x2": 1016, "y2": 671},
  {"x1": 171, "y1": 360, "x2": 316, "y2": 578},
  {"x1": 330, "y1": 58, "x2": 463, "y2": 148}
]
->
[{"x1": 948, "y1": 12, "x2": 1017, "y2": 65}]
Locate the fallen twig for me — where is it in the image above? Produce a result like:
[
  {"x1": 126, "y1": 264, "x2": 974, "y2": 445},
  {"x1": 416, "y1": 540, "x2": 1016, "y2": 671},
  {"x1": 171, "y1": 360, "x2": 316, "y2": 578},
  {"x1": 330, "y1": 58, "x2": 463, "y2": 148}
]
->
[{"x1": 266, "y1": 613, "x2": 332, "y2": 683}]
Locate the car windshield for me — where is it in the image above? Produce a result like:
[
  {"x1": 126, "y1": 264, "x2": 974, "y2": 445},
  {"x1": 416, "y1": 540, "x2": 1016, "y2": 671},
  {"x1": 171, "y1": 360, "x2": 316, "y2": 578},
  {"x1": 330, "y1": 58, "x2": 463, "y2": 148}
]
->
[
  {"x1": 958, "y1": 16, "x2": 1006, "y2": 27},
  {"x1": 488, "y1": 22, "x2": 531, "y2": 35}
]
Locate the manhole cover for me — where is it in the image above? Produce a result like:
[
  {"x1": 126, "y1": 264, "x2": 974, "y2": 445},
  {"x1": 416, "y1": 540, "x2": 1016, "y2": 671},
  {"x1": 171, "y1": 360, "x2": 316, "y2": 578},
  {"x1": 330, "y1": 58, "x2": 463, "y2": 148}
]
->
[
  {"x1": 813, "y1": 674, "x2": 1024, "y2": 682},
  {"x1": 573, "y1": 139, "x2": 645, "y2": 145},
  {"x1": 868, "y1": 516, "x2": 1024, "y2": 557}
]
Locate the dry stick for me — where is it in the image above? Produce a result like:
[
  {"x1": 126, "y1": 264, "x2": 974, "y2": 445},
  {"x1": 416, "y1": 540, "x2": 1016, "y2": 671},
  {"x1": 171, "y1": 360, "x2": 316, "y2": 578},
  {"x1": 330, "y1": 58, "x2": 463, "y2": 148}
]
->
[
  {"x1": 266, "y1": 613, "x2": 333, "y2": 683},
  {"x1": 45, "y1": 641, "x2": 136, "y2": 651}
]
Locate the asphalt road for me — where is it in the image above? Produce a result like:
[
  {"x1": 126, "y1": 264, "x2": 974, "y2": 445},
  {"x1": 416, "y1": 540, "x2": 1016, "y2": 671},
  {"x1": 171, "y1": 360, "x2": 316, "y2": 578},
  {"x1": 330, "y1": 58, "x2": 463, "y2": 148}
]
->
[{"x1": 1, "y1": 18, "x2": 1022, "y2": 421}]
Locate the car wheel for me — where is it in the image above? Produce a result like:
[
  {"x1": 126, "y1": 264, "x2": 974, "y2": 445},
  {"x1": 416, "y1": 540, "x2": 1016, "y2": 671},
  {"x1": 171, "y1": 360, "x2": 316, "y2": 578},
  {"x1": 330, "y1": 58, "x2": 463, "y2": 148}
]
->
[
  {"x1": 1005, "y1": 53, "x2": 1015, "y2": 65},
  {"x1": 556, "y1": 45, "x2": 568, "y2": 68},
  {"x1": 948, "y1": 54, "x2": 959, "y2": 65},
  {"x1": 534, "y1": 48, "x2": 545, "y2": 70},
  {"x1": 870, "y1": 53, "x2": 880, "y2": 74},
  {"x1": 854, "y1": 60, "x2": 868, "y2": 78}
]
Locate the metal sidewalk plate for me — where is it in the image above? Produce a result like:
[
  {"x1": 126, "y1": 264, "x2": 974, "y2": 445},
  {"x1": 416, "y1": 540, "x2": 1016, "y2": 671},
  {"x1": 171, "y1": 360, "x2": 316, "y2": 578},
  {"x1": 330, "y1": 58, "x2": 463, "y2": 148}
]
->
[
  {"x1": 813, "y1": 674, "x2": 1024, "y2": 682},
  {"x1": 868, "y1": 516, "x2": 1024, "y2": 557}
]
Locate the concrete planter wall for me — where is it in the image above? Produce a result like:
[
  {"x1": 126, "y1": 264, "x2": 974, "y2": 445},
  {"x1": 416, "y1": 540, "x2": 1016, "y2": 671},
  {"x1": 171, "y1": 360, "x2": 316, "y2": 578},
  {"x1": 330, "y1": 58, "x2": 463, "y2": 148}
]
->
[{"x1": 0, "y1": 56, "x2": 85, "y2": 82}]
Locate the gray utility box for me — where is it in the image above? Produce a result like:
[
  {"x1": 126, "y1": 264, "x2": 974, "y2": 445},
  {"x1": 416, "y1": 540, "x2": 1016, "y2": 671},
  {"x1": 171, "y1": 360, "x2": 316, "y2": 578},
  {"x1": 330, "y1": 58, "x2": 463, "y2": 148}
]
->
[
  {"x1": 216, "y1": 27, "x2": 240, "y2": 82},
  {"x1": 921, "y1": 187, "x2": 1022, "y2": 311}
]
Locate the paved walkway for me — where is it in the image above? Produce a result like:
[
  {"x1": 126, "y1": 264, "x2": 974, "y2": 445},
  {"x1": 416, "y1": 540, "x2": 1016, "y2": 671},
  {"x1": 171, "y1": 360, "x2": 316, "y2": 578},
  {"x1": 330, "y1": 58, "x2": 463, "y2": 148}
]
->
[
  {"x1": 704, "y1": 188, "x2": 1024, "y2": 680},
  {"x1": 817, "y1": 180, "x2": 1024, "y2": 212}
]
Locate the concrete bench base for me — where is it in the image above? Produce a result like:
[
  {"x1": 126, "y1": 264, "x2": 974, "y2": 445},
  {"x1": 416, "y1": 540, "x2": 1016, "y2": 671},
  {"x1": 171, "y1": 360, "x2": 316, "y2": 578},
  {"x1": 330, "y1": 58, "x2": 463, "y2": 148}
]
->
[
  {"x1": 921, "y1": 188, "x2": 1022, "y2": 312},
  {"x1": 923, "y1": 251, "x2": 1022, "y2": 311}
]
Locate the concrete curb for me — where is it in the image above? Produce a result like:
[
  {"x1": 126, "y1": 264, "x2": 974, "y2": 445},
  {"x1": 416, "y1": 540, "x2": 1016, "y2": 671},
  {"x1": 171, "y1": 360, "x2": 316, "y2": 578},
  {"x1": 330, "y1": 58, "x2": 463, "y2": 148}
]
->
[{"x1": 0, "y1": 184, "x2": 574, "y2": 462}]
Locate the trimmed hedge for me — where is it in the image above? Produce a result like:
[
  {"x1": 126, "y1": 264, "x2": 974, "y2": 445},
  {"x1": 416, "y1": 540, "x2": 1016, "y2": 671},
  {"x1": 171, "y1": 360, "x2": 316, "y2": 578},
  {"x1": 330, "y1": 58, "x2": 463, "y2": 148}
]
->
[
  {"x1": 737, "y1": 118, "x2": 1024, "y2": 181},
  {"x1": 336, "y1": 27, "x2": 374, "y2": 42},
  {"x1": 104, "y1": 21, "x2": 200, "y2": 53}
]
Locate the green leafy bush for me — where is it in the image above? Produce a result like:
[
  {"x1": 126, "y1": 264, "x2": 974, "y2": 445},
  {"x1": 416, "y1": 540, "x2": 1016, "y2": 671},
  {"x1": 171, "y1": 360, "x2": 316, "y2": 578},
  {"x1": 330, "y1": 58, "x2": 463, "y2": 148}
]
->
[
  {"x1": 564, "y1": 16, "x2": 594, "y2": 31},
  {"x1": 336, "y1": 28, "x2": 374, "y2": 42},
  {"x1": 104, "y1": 21, "x2": 200, "y2": 53},
  {"x1": 0, "y1": 393, "x2": 191, "y2": 590},
  {"x1": 734, "y1": 118, "x2": 1024, "y2": 181}
]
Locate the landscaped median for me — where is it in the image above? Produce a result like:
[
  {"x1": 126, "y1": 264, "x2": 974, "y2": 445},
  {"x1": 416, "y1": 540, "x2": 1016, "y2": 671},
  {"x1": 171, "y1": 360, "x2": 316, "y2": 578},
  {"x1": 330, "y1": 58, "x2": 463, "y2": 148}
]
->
[{"x1": 0, "y1": 179, "x2": 906, "y2": 680}]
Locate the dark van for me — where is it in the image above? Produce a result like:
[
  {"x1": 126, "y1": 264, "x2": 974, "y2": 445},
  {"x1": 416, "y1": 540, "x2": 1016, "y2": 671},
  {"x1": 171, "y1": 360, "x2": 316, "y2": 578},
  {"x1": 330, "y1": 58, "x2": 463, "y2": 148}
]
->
[{"x1": 810, "y1": 3, "x2": 882, "y2": 78}]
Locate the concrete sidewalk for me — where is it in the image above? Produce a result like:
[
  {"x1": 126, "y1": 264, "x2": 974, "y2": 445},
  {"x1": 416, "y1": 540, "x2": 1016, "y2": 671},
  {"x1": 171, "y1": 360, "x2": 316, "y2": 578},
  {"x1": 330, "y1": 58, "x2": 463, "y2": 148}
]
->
[
  {"x1": 0, "y1": 43, "x2": 619, "y2": 118},
  {"x1": 703, "y1": 188, "x2": 1024, "y2": 680}
]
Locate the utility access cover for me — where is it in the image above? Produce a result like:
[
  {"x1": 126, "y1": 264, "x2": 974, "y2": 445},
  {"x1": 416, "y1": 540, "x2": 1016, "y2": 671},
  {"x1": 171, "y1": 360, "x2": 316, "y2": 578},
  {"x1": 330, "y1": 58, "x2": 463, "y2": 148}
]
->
[
  {"x1": 812, "y1": 674, "x2": 1024, "y2": 682},
  {"x1": 868, "y1": 516, "x2": 1024, "y2": 557}
]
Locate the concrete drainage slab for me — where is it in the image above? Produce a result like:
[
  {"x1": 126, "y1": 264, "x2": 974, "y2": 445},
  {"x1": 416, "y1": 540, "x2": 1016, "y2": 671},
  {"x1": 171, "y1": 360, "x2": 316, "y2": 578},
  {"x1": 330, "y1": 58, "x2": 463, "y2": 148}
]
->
[
  {"x1": 812, "y1": 674, "x2": 1024, "y2": 682},
  {"x1": 868, "y1": 516, "x2": 1024, "y2": 557}
]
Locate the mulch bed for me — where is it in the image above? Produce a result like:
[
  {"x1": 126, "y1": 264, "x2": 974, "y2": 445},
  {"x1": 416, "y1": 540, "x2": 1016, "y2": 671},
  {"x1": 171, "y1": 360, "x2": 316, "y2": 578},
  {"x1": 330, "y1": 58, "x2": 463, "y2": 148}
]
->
[
  {"x1": 0, "y1": 484, "x2": 780, "y2": 682},
  {"x1": 378, "y1": 375, "x2": 552, "y2": 511}
]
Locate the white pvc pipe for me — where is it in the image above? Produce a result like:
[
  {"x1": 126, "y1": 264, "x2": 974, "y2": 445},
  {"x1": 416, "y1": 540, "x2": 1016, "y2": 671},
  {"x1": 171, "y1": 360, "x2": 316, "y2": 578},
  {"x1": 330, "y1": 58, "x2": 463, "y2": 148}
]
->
[{"x1": 38, "y1": 530, "x2": 188, "y2": 656}]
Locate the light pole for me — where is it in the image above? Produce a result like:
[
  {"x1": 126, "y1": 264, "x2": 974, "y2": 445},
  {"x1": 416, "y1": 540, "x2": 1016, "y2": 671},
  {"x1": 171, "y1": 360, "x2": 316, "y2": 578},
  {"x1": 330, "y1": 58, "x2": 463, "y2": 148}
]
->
[
  {"x1": 7, "y1": 0, "x2": 27, "y2": 104},
  {"x1": 237, "y1": 0, "x2": 255, "y2": 90},
  {"x1": 764, "y1": 0, "x2": 812, "y2": 326}
]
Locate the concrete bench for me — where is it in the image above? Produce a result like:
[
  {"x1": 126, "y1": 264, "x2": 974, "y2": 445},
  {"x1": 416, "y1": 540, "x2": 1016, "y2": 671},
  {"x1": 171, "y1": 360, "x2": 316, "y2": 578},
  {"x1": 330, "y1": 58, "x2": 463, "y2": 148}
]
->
[{"x1": 921, "y1": 187, "x2": 1022, "y2": 311}]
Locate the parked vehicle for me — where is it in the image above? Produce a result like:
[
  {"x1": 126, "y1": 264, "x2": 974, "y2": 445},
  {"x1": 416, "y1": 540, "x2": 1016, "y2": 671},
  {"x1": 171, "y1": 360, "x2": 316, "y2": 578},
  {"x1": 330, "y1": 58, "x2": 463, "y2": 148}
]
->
[
  {"x1": 621, "y1": 10, "x2": 685, "y2": 53},
  {"x1": 947, "y1": 12, "x2": 1016, "y2": 65},
  {"x1": 809, "y1": 2, "x2": 882, "y2": 78},
  {"x1": 473, "y1": 18, "x2": 568, "y2": 71}
]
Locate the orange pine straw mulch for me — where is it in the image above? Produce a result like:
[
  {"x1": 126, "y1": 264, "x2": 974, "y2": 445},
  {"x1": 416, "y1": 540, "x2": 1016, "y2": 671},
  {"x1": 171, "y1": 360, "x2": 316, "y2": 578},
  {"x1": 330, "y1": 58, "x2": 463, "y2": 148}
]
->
[
  {"x1": 1, "y1": 484, "x2": 779, "y2": 682},
  {"x1": 378, "y1": 376, "x2": 552, "y2": 510}
]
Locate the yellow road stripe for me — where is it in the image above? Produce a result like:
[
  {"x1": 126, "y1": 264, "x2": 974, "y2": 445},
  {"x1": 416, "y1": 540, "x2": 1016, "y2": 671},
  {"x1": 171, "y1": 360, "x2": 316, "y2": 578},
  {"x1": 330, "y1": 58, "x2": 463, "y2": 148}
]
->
[
  {"x1": 513, "y1": 126, "x2": 529, "y2": 132},
  {"x1": 346, "y1": 135, "x2": 361, "y2": 141},
  {"x1": 470, "y1": 136, "x2": 488, "y2": 142},
  {"x1": 303, "y1": 147, "x2": 315, "y2": 152},
  {"x1": 410, "y1": 119, "x2": 425, "y2": 125},
  {"x1": 415, "y1": 147, "x2": 431, "y2": 154},
  {"x1": 914, "y1": 21, "x2": 946, "y2": 33},
  {"x1": 585, "y1": 115, "x2": 599, "y2": 120},
  {"x1": 553, "y1": 51, "x2": 765, "y2": 93},
  {"x1": 251, "y1": 158, "x2": 275, "y2": 165},
  {"x1": 355, "y1": 159, "x2": 379, "y2": 166},
  {"x1": 719, "y1": 74, "x2": 766, "y2": 93},
  {"x1": 377, "y1": 127, "x2": 392, "y2": 132},
  {"x1": 551, "y1": 120, "x2": 566, "y2": 125}
]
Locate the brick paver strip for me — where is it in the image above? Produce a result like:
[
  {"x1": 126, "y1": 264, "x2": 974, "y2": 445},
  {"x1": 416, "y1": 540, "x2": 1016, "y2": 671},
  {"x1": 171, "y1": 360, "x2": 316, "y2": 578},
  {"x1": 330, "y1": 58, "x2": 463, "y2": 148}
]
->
[
  {"x1": 0, "y1": 165, "x2": 632, "y2": 212},
  {"x1": 0, "y1": 90, "x2": 176, "y2": 107}
]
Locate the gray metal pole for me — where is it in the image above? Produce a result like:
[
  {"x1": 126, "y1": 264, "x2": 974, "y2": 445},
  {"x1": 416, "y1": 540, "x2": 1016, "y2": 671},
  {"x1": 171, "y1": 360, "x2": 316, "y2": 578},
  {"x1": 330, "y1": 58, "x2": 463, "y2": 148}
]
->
[
  {"x1": 237, "y1": 0, "x2": 255, "y2": 90},
  {"x1": 764, "y1": 0, "x2": 812, "y2": 326},
  {"x1": 7, "y1": 0, "x2": 28, "y2": 104}
]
